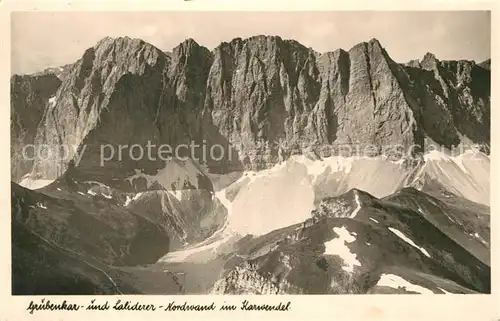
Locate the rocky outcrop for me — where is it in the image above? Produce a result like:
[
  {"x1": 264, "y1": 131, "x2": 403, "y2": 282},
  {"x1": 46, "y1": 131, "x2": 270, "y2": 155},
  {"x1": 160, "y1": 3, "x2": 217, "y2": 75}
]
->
[
  {"x1": 212, "y1": 262, "x2": 299, "y2": 294},
  {"x1": 11, "y1": 36, "x2": 490, "y2": 182}
]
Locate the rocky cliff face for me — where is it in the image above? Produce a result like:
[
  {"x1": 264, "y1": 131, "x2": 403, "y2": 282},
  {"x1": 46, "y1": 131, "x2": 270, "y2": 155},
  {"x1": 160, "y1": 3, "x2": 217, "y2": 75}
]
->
[
  {"x1": 11, "y1": 36, "x2": 490, "y2": 183},
  {"x1": 11, "y1": 74, "x2": 61, "y2": 182},
  {"x1": 404, "y1": 53, "x2": 490, "y2": 149},
  {"x1": 205, "y1": 37, "x2": 419, "y2": 167}
]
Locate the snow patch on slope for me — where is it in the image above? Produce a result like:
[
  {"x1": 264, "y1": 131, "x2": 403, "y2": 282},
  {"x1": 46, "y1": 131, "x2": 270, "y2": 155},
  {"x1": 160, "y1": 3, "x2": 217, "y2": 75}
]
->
[
  {"x1": 388, "y1": 227, "x2": 431, "y2": 258},
  {"x1": 102, "y1": 193, "x2": 112, "y2": 199},
  {"x1": 469, "y1": 232, "x2": 489, "y2": 246},
  {"x1": 324, "y1": 226, "x2": 361, "y2": 273},
  {"x1": 125, "y1": 159, "x2": 202, "y2": 191},
  {"x1": 48, "y1": 96, "x2": 57, "y2": 106},
  {"x1": 438, "y1": 287, "x2": 454, "y2": 294},
  {"x1": 36, "y1": 202, "x2": 47, "y2": 210},
  {"x1": 377, "y1": 274, "x2": 434, "y2": 294},
  {"x1": 168, "y1": 190, "x2": 183, "y2": 202},
  {"x1": 18, "y1": 177, "x2": 54, "y2": 190},
  {"x1": 124, "y1": 192, "x2": 143, "y2": 206},
  {"x1": 349, "y1": 191, "x2": 362, "y2": 218}
]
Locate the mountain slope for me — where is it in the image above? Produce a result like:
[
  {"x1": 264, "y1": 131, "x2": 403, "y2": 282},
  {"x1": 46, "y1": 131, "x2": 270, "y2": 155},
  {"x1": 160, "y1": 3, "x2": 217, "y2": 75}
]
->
[
  {"x1": 12, "y1": 182, "x2": 171, "y2": 266},
  {"x1": 12, "y1": 220, "x2": 124, "y2": 295},
  {"x1": 382, "y1": 188, "x2": 490, "y2": 265},
  {"x1": 212, "y1": 188, "x2": 490, "y2": 294}
]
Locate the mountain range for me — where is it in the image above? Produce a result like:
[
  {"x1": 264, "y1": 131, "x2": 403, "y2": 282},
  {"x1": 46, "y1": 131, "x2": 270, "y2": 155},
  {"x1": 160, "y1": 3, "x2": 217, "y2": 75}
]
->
[{"x1": 10, "y1": 35, "x2": 490, "y2": 295}]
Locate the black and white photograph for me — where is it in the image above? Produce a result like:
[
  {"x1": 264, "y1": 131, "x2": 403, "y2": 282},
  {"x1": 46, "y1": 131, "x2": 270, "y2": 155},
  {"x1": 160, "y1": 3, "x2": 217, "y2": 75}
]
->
[{"x1": 9, "y1": 10, "x2": 491, "y2": 297}]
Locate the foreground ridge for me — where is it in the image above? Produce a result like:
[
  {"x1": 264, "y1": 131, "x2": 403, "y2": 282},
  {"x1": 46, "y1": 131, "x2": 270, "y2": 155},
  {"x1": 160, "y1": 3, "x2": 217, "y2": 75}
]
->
[{"x1": 213, "y1": 186, "x2": 490, "y2": 295}]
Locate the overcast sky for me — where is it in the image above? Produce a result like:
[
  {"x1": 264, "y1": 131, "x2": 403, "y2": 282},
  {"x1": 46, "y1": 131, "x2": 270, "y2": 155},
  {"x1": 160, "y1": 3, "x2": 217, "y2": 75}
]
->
[{"x1": 11, "y1": 11, "x2": 491, "y2": 75}]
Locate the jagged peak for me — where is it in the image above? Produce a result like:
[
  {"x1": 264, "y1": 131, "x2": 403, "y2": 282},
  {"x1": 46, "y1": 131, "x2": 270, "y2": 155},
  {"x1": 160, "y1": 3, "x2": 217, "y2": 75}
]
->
[
  {"x1": 172, "y1": 38, "x2": 212, "y2": 59},
  {"x1": 74, "y1": 36, "x2": 169, "y2": 72},
  {"x1": 347, "y1": 41, "x2": 366, "y2": 53},
  {"x1": 418, "y1": 52, "x2": 441, "y2": 70},
  {"x1": 214, "y1": 35, "x2": 311, "y2": 53},
  {"x1": 334, "y1": 48, "x2": 349, "y2": 55},
  {"x1": 405, "y1": 59, "x2": 422, "y2": 68},
  {"x1": 407, "y1": 53, "x2": 487, "y2": 69},
  {"x1": 20, "y1": 33, "x2": 487, "y2": 79},
  {"x1": 214, "y1": 35, "x2": 283, "y2": 49},
  {"x1": 94, "y1": 36, "x2": 144, "y2": 48},
  {"x1": 244, "y1": 34, "x2": 283, "y2": 43},
  {"x1": 422, "y1": 52, "x2": 440, "y2": 64},
  {"x1": 368, "y1": 38, "x2": 383, "y2": 48},
  {"x1": 317, "y1": 48, "x2": 349, "y2": 60},
  {"x1": 422, "y1": 52, "x2": 437, "y2": 60},
  {"x1": 92, "y1": 36, "x2": 166, "y2": 59},
  {"x1": 169, "y1": 39, "x2": 212, "y2": 69},
  {"x1": 348, "y1": 38, "x2": 385, "y2": 52},
  {"x1": 175, "y1": 38, "x2": 201, "y2": 49}
]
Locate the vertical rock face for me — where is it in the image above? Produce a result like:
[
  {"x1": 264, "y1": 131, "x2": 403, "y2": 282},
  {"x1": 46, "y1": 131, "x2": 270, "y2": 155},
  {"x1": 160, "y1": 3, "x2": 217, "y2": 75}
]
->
[
  {"x1": 11, "y1": 36, "x2": 490, "y2": 183},
  {"x1": 315, "y1": 39, "x2": 420, "y2": 152},
  {"x1": 11, "y1": 74, "x2": 62, "y2": 181},
  {"x1": 403, "y1": 53, "x2": 490, "y2": 149},
  {"x1": 31, "y1": 37, "x2": 171, "y2": 184},
  {"x1": 204, "y1": 37, "x2": 422, "y2": 168},
  {"x1": 204, "y1": 36, "x2": 323, "y2": 169}
]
